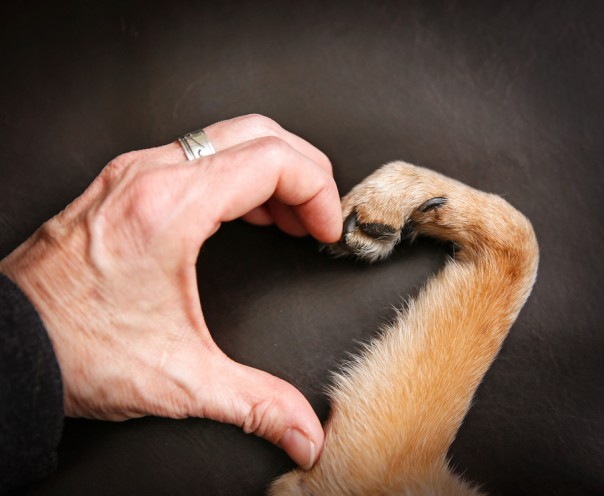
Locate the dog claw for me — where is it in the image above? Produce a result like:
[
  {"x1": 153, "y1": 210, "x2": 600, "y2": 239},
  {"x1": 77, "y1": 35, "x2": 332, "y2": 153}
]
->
[
  {"x1": 343, "y1": 211, "x2": 358, "y2": 236},
  {"x1": 418, "y1": 197, "x2": 447, "y2": 213}
]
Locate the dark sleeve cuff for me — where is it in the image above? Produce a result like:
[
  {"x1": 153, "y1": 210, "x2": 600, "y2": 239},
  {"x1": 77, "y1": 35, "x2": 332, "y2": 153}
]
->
[{"x1": 0, "y1": 273, "x2": 64, "y2": 494}]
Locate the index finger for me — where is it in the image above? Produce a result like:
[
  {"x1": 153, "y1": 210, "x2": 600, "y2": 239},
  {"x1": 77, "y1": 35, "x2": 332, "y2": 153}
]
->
[
  {"x1": 130, "y1": 115, "x2": 333, "y2": 176},
  {"x1": 203, "y1": 115, "x2": 333, "y2": 175},
  {"x1": 179, "y1": 136, "x2": 342, "y2": 244}
]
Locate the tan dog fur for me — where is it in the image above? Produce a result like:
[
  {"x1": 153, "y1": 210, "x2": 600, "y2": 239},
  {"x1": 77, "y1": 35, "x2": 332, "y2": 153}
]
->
[{"x1": 269, "y1": 162, "x2": 539, "y2": 495}]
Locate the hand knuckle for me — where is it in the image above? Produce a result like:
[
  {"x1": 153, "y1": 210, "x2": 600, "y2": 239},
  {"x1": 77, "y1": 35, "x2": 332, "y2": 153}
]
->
[
  {"x1": 242, "y1": 397, "x2": 278, "y2": 438},
  {"x1": 240, "y1": 113, "x2": 282, "y2": 136},
  {"x1": 36, "y1": 218, "x2": 65, "y2": 245},
  {"x1": 253, "y1": 135, "x2": 288, "y2": 160},
  {"x1": 320, "y1": 152, "x2": 334, "y2": 174},
  {"x1": 102, "y1": 151, "x2": 141, "y2": 182}
]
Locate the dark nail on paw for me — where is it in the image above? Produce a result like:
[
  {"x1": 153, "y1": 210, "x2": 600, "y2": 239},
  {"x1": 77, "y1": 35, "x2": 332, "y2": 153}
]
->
[
  {"x1": 418, "y1": 197, "x2": 447, "y2": 213},
  {"x1": 343, "y1": 211, "x2": 358, "y2": 236}
]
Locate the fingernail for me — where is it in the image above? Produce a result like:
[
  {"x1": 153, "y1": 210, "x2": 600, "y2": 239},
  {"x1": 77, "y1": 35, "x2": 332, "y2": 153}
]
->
[{"x1": 280, "y1": 428, "x2": 316, "y2": 470}]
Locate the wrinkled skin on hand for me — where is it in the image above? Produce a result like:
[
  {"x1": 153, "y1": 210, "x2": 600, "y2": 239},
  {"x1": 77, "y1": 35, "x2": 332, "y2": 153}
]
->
[{"x1": 0, "y1": 114, "x2": 342, "y2": 470}]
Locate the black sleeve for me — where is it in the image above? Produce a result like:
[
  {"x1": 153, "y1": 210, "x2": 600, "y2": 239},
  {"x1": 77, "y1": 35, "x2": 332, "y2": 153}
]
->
[{"x1": 0, "y1": 274, "x2": 64, "y2": 494}]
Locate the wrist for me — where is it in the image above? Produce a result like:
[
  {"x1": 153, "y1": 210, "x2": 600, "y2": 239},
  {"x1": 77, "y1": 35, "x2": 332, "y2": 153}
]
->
[{"x1": 0, "y1": 221, "x2": 95, "y2": 416}]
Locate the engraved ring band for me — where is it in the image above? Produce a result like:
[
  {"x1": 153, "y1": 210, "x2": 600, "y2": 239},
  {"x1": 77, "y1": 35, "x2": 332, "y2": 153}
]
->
[{"x1": 178, "y1": 129, "x2": 216, "y2": 161}]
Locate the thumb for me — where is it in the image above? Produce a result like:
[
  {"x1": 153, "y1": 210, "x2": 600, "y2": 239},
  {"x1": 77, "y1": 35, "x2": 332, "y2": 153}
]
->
[{"x1": 201, "y1": 355, "x2": 324, "y2": 470}]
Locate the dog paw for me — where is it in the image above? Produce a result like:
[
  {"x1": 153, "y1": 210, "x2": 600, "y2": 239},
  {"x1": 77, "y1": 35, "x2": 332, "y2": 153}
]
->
[{"x1": 327, "y1": 162, "x2": 452, "y2": 263}]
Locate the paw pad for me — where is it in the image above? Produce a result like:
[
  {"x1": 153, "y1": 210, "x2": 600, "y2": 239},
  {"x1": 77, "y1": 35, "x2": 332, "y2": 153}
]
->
[{"x1": 343, "y1": 211, "x2": 398, "y2": 241}]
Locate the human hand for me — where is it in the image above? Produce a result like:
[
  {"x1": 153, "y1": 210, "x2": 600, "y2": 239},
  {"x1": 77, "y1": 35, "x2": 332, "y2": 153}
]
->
[{"x1": 0, "y1": 114, "x2": 342, "y2": 470}]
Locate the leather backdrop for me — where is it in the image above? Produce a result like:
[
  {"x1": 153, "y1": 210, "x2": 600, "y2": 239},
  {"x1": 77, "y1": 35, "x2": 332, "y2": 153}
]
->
[{"x1": 1, "y1": 1, "x2": 603, "y2": 495}]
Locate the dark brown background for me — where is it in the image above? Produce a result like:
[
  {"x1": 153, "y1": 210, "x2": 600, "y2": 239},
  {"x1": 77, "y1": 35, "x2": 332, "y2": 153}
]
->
[{"x1": 1, "y1": 1, "x2": 603, "y2": 494}]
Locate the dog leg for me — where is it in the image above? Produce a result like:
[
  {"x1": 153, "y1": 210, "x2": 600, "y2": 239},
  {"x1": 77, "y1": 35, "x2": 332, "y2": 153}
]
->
[{"x1": 270, "y1": 162, "x2": 539, "y2": 496}]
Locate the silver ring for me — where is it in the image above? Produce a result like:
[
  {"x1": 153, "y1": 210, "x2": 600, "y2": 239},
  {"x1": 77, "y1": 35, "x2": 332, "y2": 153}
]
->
[{"x1": 178, "y1": 129, "x2": 216, "y2": 160}]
